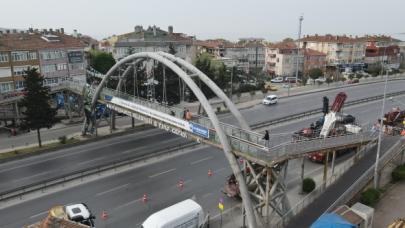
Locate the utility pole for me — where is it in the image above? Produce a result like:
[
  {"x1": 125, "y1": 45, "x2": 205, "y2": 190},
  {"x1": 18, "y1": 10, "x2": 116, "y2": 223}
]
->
[
  {"x1": 374, "y1": 45, "x2": 389, "y2": 189},
  {"x1": 295, "y1": 15, "x2": 304, "y2": 86},
  {"x1": 255, "y1": 41, "x2": 259, "y2": 80}
]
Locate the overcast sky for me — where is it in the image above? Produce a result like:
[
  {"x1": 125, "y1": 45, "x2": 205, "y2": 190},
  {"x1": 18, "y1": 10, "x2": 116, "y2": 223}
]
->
[{"x1": 2, "y1": 0, "x2": 404, "y2": 41}]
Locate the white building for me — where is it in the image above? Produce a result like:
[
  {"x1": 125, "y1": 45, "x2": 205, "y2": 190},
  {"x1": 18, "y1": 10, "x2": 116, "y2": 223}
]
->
[
  {"x1": 265, "y1": 42, "x2": 304, "y2": 77},
  {"x1": 113, "y1": 25, "x2": 197, "y2": 63}
]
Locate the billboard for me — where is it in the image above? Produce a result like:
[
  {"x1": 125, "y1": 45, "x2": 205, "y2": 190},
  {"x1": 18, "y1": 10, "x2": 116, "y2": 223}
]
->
[
  {"x1": 106, "y1": 96, "x2": 209, "y2": 138},
  {"x1": 68, "y1": 51, "x2": 84, "y2": 63}
]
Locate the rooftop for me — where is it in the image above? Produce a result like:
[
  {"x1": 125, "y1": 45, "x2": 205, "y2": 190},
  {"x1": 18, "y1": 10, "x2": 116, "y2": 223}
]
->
[{"x1": 0, "y1": 31, "x2": 86, "y2": 51}]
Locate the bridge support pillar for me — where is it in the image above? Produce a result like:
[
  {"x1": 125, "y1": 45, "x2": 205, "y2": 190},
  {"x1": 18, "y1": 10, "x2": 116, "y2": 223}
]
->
[
  {"x1": 131, "y1": 117, "x2": 135, "y2": 128},
  {"x1": 323, "y1": 151, "x2": 330, "y2": 189},
  {"x1": 331, "y1": 150, "x2": 336, "y2": 176},
  {"x1": 111, "y1": 110, "x2": 116, "y2": 131},
  {"x1": 14, "y1": 101, "x2": 20, "y2": 125},
  {"x1": 300, "y1": 157, "x2": 305, "y2": 192}
]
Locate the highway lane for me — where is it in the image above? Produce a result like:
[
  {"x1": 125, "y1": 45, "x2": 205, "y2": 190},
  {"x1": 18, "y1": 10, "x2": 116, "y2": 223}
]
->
[
  {"x1": 1, "y1": 95, "x2": 404, "y2": 227},
  {"x1": 221, "y1": 80, "x2": 405, "y2": 126},
  {"x1": 0, "y1": 128, "x2": 187, "y2": 193},
  {"x1": 1, "y1": 79, "x2": 404, "y2": 150}
]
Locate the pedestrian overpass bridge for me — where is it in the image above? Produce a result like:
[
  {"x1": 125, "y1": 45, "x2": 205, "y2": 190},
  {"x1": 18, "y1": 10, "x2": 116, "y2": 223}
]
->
[{"x1": 59, "y1": 52, "x2": 376, "y2": 227}]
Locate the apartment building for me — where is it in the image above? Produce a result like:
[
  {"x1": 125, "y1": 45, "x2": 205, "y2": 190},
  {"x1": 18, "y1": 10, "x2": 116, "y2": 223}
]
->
[
  {"x1": 113, "y1": 25, "x2": 197, "y2": 63},
  {"x1": 300, "y1": 34, "x2": 366, "y2": 66},
  {"x1": 0, "y1": 28, "x2": 86, "y2": 97},
  {"x1": 265, "y1": 42, "x2": 304, "y2": 77},
  {"x1": 303, "y1": 48, "x2": 327, "y2": 75},
  {"x1": 358, "y1": 35, "x2": 401, "y2": 68},
  {"x1": 244, "y1": 40, "x2": 266, "y2": 72}
]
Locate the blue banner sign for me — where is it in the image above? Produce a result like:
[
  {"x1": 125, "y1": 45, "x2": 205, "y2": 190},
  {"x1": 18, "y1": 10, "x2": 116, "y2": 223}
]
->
[{"x1": 190, "y1": 123, "x2": 210, "y2": 138}]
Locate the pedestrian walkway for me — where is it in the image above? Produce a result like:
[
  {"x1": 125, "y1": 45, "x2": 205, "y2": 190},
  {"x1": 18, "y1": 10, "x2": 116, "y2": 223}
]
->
[
  {"x1": 286, "y1": 136, "x2": 401, "y2": 228},
  {"x1": 374, "y1": 182, "x2": 405, "y2": 227}
]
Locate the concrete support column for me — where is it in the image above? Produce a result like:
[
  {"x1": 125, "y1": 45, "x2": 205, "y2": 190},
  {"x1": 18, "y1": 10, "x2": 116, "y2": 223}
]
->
[
  {"x1": 264, "y1": 167, "x2": 272, "y2": 224},
  {"x1": 323, "y1": 151, "x2": 330, "y2": 189},
  {"x1": 111, "y1": 110, "x2": 116, "y2": 130},
  {"x1": 331, "y1": 150, "x2": 336, "y2": 176},
  {"x1": 131, "y1": 117, "x2": 135, "y2": 128},
  {"x1": 14, "y1": 101, "x2": 20, "y2": 125},
  {"x1": 300, "y1": 157, "x2": 305, "y2": 191}
]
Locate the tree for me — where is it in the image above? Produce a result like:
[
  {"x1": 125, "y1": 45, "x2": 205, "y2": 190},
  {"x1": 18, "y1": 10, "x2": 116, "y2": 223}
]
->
[
  {"x1": 89, "y1": 50, "x2": 116, "y2": 74},
  {"x1": 308, "y1": 68, "x2": 323, "y2": 82},
  {"x1": 19, "y1": 68, "x2": 58, "y2": 147},
  {"x1": 282, "y1": 37, "x2": 294, "y2": 42},
  {"x1": 326, "y1": 77, "x2": 333, "y2": 86}
]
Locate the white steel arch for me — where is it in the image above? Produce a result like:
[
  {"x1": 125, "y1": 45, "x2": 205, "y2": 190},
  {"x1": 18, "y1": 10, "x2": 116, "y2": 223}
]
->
[{"x1": 88, "y1": 52, "x2": 258, "y2": 228}]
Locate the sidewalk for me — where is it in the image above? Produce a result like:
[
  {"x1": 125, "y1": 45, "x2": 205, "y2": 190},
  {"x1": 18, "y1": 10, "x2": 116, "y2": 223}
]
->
[{"x1": 374, "y1": 182, "x2": 405, "y2": 227}]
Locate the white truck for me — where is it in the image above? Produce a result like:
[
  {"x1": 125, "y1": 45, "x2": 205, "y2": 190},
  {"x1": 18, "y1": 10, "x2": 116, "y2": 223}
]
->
[{"x1": 141, "y1": 199, "x2": 205, "y2": 228}]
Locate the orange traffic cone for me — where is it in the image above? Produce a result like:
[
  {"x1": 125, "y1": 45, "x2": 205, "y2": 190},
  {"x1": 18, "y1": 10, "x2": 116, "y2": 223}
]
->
[
  {"x1": 142, "y1": 193, "x2": 148, "y2": 203},
  {"x1": 208, "y1": 169, "x2": 213, "y2": 177},
  {"x1": 178, "y1": 179, "x2": 184, "y2": 190},
  {"x1": 101, "y1": 210, "x2": 108, "y2": 221}
]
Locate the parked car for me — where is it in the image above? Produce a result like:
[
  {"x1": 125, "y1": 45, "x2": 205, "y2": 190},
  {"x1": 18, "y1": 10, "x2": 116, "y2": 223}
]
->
[
  {"x1": 271, "y1": 77, "x2": 284, "y2": 83},
  {"x1": 284, "y1": 77, "x2": 301, "y2": 83},
  {"x1": 347, "y1": 78, "x2": 359, "y2": 84},
  {"x1": 315, "y1": 77, "x2": 326, "y2": 83},
  {"x1": 262, "y1": 94, "x2": 278, "y2": 105}
]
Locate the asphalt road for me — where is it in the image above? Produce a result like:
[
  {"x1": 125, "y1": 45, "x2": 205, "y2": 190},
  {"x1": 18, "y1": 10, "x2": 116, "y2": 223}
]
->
[
  {"x1": 1, "y1": 79, "x2": 405, "y2": 150},
  {"x1": 221, "y1": 80, "x2": 405, "y2": 126},
  {"x1": 0, "y1": 95, "x2": 404, "y2": 227}
]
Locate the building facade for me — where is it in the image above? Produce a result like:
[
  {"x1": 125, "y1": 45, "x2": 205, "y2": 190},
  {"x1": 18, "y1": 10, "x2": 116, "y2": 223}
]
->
[
  {"x1": 303, "y1": 48, "x2": 327, "y2": 75},
  {"x1": 113, "y1": 25, "x2": 197, "y2": 63},
  {"x1": 0, "y1": 28, "x2": 86, "y2": 98},
  {"x1": 300, "y1": 35, "x2": 366, "y2": 66},
  {"x1": 265, "y1": 42, "x2": 304, "y2": 77},
  {"x1": 359, "y1": 36, "x2": 401, "y2": 68}
]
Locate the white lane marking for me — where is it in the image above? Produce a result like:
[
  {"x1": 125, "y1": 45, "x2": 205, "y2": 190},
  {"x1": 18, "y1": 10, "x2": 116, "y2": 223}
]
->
[
  {"x1": 190, "y1": 156, "x2": 214, "y2": 165},
  {"x1": 0, "y1": 130, "x2": 165, "y2": 174},
  {"x1": 148, "y1": 168, "x2": 176, "y2": 178},
  {"x1": 113, "y1": 198, "x2": 142, "y2": 211},
  {"x1": 96, "y1": 184, "x2": 129, "y2": 197},
  {"x1": 30, "y1": 210, "x2": 48, "y2": 219},
  {"x1": 12, "y1": 171, "x2": 50, "y2": 183},
  {"x1": 122, "y1": 138, "x2": 182, "y2": 154},
  {"x1": 76, "y1": 156, "x2": 106, "y2": 167}
]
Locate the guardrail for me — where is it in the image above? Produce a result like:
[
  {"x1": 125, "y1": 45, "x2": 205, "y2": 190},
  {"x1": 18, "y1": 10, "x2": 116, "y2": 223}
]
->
[
  {"x1": 272, "y1": 137, "x2": 404, "y2": 227},
  {"x1": 324, "y1": 138, "x2": 405, "y2": 213},
  {"x1": 0, "y1": 141, "x2": 197, "y2": 203},
  {"x1": 250, "y1": 90, "x2": 405, "y2": 129}
]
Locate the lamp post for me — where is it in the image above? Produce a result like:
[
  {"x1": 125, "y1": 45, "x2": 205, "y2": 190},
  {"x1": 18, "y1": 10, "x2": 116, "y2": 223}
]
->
[
  {"x1": 295, "y1": 15, "x2": 304, "y2": 87},
  {"x1": 373, "y1": 46, "x2": 389, "y2": 189}
]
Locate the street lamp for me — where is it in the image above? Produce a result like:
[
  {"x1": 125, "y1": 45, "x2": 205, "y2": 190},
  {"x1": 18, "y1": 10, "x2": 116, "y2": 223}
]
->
[{"x1": 373, "y1": 45, "x2": 389, "y2": 189}]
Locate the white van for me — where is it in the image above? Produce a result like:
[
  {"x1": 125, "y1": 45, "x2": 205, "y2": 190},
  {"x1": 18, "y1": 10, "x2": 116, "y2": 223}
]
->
[
  {"x1": 141, "y1": 199, "x2": 205, "y2": 228},
  {"x1": 262, "y1": 95, "x2": 278, "y2": 105}
]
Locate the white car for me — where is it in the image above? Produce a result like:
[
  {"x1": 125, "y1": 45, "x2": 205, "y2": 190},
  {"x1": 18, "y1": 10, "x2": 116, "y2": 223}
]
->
[
  {"x1": 271, "y1": 77, "x2": 284, "y2": 83},
  {"x1": 315, "y1": 77, "x2": 326, "y2": 83},
  {"x1": 262, "y1": 95, "x2": 278, "y2": 105}
]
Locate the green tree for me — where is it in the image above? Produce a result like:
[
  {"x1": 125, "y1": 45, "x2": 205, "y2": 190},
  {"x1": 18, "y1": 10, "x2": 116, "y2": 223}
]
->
[
  {"x1": 326, "y1": 77, "x2": 333, "y2": 85},
  {"x1": 366, "y1": 65, "x2": 382, "y2": 77},
  {"x1": 308, "y1": 68, "x2": 323, "y2": 82},
  {"x1": 282, "y1": 37, "x2": 294, "y2": 42},
  {"x1": 19, "y1": 68, "x2": 58, "y2": 147},
  {"x1": 89, "y1": 50, "x2": 116, "y2": 74}
]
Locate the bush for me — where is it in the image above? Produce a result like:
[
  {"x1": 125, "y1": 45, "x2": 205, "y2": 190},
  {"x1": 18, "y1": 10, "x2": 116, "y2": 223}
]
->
[
  {"x1": 360, "y1": 188, "x2": 380, "y2": 206},
  {"x1": 249, "y1": 90, "x2": 256, "y2": 98},
  {"x1": 392, "y1": 164, "x2": 405, "y2": 182},
  {"x1": 58, "y1": 135, "x2": 67, "y2": 144},
  {"x1": 216, "y1": 106, "x2": 221, "y2": 113},
  {"x1": 302, "y1": 178, "x2": 316, "y2": 193}
]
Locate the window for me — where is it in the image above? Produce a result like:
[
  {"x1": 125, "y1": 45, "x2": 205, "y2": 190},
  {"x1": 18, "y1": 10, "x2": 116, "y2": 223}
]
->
[
  {"x1": 57, "y1": 63, "x2": 67, "y2": 71},
  {"x1": 42, "y1": 64, "x2": 57, "y2": 73},
  {"x1": 70, "y1": 63, "x2": 84, "y2": 70},
  {"x1": 0, "y1": 82, "x2": 13, "y2": 93},
  {"x1": 15, "y1": 81, "x2": 25, "y2": 90},
  {"x1": 13, "y1": 65, "x2": 38, "y2": 76},
  {"x1": 28, "y1": 52, "x2": 37, "y2": 60},
  {"x1": 43, "y1": 78, "x2": 58, "y2": 86},
  {"x1": 0, "y1": 53, "x2": 9, "y2": 63},
  {"x1": 40, "y1": 50, "x2": 66, "y2": 60},
  {"x1": 0, "y1": 67, "x2": 12, "y2": 78},
  {"x1": 11, "y1": 51, "x2": 28, "y2": 61}
]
